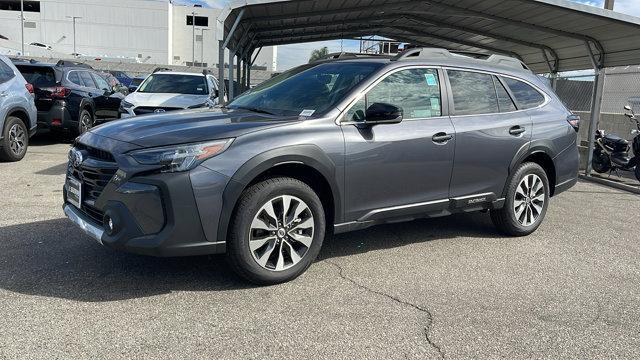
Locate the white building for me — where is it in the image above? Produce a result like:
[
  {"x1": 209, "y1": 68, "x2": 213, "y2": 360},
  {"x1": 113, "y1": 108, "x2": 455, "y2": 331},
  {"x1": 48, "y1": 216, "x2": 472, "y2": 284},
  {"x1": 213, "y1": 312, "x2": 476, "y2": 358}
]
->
[{"x1": 0, "y1": 0, "x2": 277, "y2": 71}]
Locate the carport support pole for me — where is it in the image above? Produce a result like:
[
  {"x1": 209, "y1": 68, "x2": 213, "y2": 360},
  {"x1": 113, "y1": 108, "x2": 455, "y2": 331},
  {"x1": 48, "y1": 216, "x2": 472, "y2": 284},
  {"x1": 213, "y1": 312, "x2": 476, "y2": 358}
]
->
[
  {"x1": 228, "y1": 50, "x2": 235, "y2": 101},
  {"x1": 236, "y1": 54, "x2": 242, "y2": 92},
  {"x1": 218, "y1": 40, "x2": 225, "y2": 104},
  {"x1": 586, "y1": 69, "x2": 605, "y2": 176}
]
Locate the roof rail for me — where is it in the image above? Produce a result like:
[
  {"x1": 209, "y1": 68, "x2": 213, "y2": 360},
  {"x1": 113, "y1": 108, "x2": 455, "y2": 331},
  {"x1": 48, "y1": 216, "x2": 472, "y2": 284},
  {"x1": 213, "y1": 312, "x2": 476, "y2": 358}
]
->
[
  {"x1": 318, "y1": 52, "x2": 386, "y2": 61},
  {"x1": 56, "y1": 60, "x2": 92, "y2": 69},
  {"x1": 392, "y1": 47, "x2": 531, "y2": 72},
  {"x1": 152, "y1": 67, "x2": 172, "y2": 73},
  {"x1": 391, "y1": 48, "x2": 453, "y2": 61}
]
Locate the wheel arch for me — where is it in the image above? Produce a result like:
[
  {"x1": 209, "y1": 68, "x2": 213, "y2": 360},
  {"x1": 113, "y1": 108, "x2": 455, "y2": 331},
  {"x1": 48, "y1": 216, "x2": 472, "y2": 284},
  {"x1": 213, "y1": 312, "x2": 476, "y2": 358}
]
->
[
  {"x1": 217, "y1": 145, "x2": 342, "y2": 243},
  {"x1": 79, "y1": 99, "x2": 95, "y2": 117},
  {"x1": 508, "y1": 141, "x2": 557, "y2": 197},
  {"x1": 4, "y1": 107, "x2": 31, "y2": 134}
]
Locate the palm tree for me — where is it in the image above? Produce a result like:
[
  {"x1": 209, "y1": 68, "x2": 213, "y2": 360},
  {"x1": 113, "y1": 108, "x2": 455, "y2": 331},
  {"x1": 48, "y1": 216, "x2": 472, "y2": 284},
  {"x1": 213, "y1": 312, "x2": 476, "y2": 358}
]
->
[{"x1": 309, "y1": 46, "x2": 330, "y2": 63}]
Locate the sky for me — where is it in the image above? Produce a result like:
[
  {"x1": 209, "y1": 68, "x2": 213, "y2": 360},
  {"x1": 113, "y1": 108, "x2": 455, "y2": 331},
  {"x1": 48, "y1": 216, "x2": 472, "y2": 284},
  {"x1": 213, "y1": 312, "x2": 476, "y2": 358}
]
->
[{"x1": 166, "y1": 0, "x2": 640, "y2": 70}]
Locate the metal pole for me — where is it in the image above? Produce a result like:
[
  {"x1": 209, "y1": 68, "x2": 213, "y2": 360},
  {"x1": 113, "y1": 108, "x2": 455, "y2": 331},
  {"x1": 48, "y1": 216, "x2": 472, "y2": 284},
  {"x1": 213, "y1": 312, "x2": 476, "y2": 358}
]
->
[
  {"x1": 236, "y1": 54, "x2": 241, "y2": 91},
  {"x1": 191, "y1": 11, "x2": 197, "y2": 66},
  {"x1": 586, "y1": 69, "x2": 605, "y2": 175},
  {"x1": 201, "y1": 29, "x2": 209, "y2": 68},
  {"x1": 218, "y1": 40, "x2": 225, "y2": 104},
  {"x1": 66, "y1": 16, "x2": 81, "y2": 56},
  {"x1": 20, "y1": 0, "x2": 24, "y2": 55},
  {"x1": 228, "y1": 50, "x2": 235, "y2": 101},
  {"x1": 605, "y1": 0, "x2": 615, "y2": 10}
]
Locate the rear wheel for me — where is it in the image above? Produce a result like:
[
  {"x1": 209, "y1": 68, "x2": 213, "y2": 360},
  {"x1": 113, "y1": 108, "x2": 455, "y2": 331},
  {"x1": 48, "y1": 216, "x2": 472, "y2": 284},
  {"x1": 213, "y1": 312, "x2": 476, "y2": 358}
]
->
[
  {"x1": 635, "y1": 165, "x2": 640, "y2": 182},
  {"x1": 592, "y1": 148, "x2": 611, "y2": 174},
  {"x1": 0, "y1": 117, "x2": 29, "y2": 162},
  {"x1": 78, "y1": 109, "x2": 94, "y2": 134},
  {"x1": 227, "y1": 177, "x2": 325, "y2": 284},
  {"x1": 491, "y1": 162, "x2": 550, "y2": 236}
]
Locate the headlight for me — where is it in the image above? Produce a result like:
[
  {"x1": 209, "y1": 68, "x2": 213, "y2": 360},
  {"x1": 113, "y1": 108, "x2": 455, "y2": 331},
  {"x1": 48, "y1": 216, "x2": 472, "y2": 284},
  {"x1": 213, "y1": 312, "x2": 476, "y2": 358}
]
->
[
  {"x1": 129, "y1": 139, "x2": 234, "y2": 173},
  {"x1": 121, "y1": 100, "x2": 134, "y2": 109}
]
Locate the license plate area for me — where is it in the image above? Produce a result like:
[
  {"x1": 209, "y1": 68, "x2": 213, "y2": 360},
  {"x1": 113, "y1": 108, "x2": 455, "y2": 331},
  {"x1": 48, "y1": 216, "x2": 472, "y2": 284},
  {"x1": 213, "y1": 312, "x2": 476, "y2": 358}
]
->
[{"x1": 66, "y1": 176, "x2": 82, "y2": 209}]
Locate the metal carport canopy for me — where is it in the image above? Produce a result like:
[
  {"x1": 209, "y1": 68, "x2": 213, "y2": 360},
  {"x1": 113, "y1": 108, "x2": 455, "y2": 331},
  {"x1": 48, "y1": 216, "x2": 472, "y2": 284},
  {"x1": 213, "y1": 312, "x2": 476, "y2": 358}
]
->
[{"x1": 217, "y1": 0, "x2": 640, "y2": 74}]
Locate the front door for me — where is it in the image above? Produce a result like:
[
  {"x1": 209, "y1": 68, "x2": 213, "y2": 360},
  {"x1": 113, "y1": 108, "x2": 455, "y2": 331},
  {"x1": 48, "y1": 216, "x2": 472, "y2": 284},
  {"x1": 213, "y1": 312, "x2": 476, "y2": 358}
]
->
[{"x1": 342, "y1": 67, "x2": 456, "y2": 222}]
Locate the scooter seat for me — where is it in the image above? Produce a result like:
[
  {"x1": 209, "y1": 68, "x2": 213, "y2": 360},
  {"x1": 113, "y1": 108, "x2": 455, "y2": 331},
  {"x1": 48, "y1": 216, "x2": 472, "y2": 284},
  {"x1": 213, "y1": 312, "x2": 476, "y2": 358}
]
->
[{"x1": 603, "y1": 134, "x2": 629, "y2": 151}]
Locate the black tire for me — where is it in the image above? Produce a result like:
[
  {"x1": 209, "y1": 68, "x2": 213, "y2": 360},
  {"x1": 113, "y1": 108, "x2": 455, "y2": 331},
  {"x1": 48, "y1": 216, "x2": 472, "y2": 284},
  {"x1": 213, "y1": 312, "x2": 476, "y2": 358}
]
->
[
  {"x1": 491, "y1": 162, "x2": 550, "y2": 236},
  {"x1": 227, "y1": 177, "x2": 326, "y2": 285},
  {"x1": 0, "y1": 116, "x2": 29, "y2": 162},
  {"x1": 635, "y1": 165, "x2": 640, "y2": 182},
  {"x1": 78, "y1": 109, "x2": 94, "y2": 135},
  {"x1": 592, "y1": 148, "x2": 611, "y2": 174}
]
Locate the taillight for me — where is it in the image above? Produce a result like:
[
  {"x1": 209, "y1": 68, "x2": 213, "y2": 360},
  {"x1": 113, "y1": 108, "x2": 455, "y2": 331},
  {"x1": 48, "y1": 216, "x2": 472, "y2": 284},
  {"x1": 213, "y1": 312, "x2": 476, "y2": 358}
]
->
[
  {"x1": 44, "y1": 86, "x2": 71, "y2": 98},
  {"x1": 25, "y1": 83, "x2": 34, "y2": 95},
  {"x1": 567, "y1": 114, "x2": 580, "y2": 132}
]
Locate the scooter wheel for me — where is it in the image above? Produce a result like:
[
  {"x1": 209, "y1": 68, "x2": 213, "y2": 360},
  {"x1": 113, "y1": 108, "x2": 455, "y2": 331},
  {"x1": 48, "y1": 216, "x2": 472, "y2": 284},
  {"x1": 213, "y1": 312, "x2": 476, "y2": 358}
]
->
[{"x1": 592, "y1": 149, "x2": 611, "y2": 174}]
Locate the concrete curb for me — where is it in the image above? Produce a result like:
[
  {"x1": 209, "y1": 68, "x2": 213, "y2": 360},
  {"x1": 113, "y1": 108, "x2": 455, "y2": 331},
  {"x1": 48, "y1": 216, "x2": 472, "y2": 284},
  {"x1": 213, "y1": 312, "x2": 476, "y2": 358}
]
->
[{"x1": 579, "y1": 174, "x2": 640, "y2": 195}]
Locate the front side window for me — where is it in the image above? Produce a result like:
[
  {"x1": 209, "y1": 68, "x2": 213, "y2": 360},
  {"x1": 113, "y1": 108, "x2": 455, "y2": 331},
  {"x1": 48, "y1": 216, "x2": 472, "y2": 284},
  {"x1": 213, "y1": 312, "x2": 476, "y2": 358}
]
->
[
  {"x1": 229, "y1": 62, "x2": 383, "y2": 117},
  {"x1": 0, "y1": 60, "x2": 15, "y2": 83},
  {"x1": 138, "y1": 74, "x2": 208, "y2": 95},
  {"x1": 448, "y1": 70, "x2": 499, "y2": 116},
  {"x1": 503, "y1": 77, "x2": 545, "y2": 109},
  {"x1": 91, "y1": 73, "x2": 111, "y2": 91}
]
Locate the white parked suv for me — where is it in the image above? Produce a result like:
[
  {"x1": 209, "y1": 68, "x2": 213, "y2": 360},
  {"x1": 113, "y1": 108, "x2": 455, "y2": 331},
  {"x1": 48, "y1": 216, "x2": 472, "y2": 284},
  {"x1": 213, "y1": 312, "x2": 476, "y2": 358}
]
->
[
  {"x1": 0, "y1": 55, "x2": 37, "y2": 162},
  {"x1": 118, "y1": 70, "x2": 220, "y2": 117}
]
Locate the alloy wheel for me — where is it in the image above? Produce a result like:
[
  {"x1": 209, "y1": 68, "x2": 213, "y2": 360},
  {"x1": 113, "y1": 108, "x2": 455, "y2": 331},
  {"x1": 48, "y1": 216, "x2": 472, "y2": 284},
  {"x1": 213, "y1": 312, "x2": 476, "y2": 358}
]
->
[
  {"x1": 249, "y1": 195, "x2": 315, "y2": 272},
  {"x1": 513, "y1": 174, "x2": 545, "y2": 227},
  {"x1": 8, "y1": 124, "x2": 26, "y2": 156},
  {"x1": 80, "y1": 113, "x2": 92, "y2": 133}
]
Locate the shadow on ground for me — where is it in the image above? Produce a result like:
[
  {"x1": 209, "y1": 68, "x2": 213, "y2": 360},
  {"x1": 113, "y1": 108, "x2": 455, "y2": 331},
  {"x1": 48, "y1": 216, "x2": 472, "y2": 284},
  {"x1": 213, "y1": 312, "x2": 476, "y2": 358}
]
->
[{"x1": 0, "y1": 213, "x2": 501, "y2": 303}]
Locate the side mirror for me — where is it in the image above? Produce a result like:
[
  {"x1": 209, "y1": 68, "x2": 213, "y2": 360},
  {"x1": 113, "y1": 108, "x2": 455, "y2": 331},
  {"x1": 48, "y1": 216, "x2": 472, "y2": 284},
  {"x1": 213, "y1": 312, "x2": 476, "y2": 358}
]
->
[{"x1": 364, "y1": 103, "x2": 403, "y2": 125}]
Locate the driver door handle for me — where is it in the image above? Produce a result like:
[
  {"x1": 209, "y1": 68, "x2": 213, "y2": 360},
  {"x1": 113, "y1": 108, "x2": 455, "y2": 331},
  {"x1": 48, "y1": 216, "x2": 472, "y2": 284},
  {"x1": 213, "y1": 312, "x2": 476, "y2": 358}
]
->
[
  {"x1": 509, "y1": 126, "x2": 526, "y2": 136},
  {"x1": 432, "y1": 132, "x2": 453, "y2": 144}
]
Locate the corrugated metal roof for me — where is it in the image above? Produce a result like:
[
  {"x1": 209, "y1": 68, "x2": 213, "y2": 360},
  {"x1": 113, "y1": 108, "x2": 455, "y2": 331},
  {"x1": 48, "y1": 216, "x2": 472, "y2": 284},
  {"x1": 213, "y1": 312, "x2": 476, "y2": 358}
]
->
[{"x1": 217, "y1": 0, "x2": 640, "y2": 73}]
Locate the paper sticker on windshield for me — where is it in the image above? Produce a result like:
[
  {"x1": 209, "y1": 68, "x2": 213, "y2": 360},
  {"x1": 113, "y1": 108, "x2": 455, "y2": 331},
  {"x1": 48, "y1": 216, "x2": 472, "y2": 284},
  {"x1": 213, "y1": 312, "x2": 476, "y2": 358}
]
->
[
  {"x1": 425, "y1": 74, "x2": 438, "y2": 86},
  {"x1": 300, "y1": 109, "x2": 316, "y2": 117}
]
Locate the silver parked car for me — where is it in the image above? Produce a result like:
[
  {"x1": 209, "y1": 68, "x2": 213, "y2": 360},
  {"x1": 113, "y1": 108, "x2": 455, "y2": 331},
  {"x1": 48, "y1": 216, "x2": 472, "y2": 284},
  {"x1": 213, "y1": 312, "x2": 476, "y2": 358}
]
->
[{"x1": 0, "y1": 55, "x2": 37, "y2": 162}]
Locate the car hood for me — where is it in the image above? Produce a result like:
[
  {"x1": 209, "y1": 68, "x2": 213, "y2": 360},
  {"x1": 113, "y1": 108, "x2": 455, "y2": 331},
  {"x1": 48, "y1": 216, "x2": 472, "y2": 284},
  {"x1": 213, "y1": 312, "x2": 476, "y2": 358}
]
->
[
  {"x1": 89, "y1": 108, "x2": 301, "y2": 148},
  {"x1": 125, "y1": 92, "x2": 210, "y2": 108}
]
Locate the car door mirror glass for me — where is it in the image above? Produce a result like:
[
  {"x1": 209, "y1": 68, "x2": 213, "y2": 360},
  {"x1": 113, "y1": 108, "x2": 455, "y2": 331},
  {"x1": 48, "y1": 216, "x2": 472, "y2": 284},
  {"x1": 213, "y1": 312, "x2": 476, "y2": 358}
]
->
[{"x1": 364, "y1": 102, "x2": 403, "y2": 125}]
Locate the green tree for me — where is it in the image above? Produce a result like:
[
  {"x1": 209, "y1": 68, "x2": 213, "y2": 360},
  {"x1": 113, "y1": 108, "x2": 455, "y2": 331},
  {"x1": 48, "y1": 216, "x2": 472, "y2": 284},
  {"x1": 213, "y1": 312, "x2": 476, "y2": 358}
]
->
[{"x1": 309, "y1": 46, "x2": 330, "y2": 63}]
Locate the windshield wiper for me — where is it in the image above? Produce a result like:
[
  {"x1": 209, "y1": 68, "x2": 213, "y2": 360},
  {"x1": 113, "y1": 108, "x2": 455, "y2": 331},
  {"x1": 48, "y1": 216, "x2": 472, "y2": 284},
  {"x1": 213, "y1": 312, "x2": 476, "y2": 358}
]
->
[{"x1": 232, "y1": 106, "x2": 276, "y2": 116}]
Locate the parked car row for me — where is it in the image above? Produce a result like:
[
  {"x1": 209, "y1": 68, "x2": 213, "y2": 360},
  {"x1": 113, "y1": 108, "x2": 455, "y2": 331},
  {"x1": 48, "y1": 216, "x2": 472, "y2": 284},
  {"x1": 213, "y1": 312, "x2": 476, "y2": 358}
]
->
[{"x1": 0, "y1": 55, "x2": 223, "y2": 162}]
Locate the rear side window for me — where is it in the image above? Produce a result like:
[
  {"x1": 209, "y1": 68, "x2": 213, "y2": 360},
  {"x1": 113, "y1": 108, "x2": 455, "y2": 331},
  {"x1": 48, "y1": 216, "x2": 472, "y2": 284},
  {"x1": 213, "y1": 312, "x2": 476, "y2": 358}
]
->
[
  {"x1": 447, "y1": 70, "x2": 498, "y2": 116},
  {"x1": 79, "y1": 71, "x2": 96, "y2": 88},
  {"x1": 0, "y1": 60, "x2": 15, "y2": 84},
  {"x1": 503, "y1": 77, "x2": 545, "y2": 109},
  {"x1": 494, "y1": 77, "x2": 517, "y2": 112}
]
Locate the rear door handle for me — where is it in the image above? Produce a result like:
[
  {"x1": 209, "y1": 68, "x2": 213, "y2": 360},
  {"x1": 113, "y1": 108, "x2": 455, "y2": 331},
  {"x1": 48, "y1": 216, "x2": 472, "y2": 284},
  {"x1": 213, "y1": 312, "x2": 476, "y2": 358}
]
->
[
  {"x1": 432, "y1": 132, "x2": 453, "y2": 144},
  {"x1": 509, "y1": 126, "x2": 526, "y2": 136}
]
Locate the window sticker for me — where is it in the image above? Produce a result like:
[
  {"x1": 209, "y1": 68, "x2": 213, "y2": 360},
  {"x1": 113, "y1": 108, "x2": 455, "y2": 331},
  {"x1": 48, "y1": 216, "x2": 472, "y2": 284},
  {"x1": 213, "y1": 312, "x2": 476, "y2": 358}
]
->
[
  {"x1": 299, "y1": 109, "x2": 316, "y2": 117},
  {"x1": 430, "y1": 97, "x2": 441, "y2": 111},
  {"x1": 425, "y1": 73, "x2": 438, "y2": 86}
]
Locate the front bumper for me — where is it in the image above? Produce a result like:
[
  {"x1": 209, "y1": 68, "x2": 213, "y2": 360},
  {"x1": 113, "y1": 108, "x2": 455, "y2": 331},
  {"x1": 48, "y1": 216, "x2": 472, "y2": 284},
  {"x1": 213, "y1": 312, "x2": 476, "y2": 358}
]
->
[{"x1": 63, "y1": 164, "x2": 230, "y2": 257}]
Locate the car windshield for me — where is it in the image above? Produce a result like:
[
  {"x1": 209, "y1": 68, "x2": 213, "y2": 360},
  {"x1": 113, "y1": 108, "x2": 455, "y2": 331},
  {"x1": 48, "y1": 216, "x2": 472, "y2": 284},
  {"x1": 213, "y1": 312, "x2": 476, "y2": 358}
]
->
[
  {"x1": 137, "y1": 74, "x2": 208, "y2": 95},
  {"x1": 228, "y1": 62, "x2": 384, "y2": 117}
]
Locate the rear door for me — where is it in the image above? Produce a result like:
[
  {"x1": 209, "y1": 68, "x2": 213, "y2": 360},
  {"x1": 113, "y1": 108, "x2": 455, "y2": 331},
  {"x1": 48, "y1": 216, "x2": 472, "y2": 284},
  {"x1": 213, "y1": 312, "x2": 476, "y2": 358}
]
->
[{"x1": 446, "y1": 69, "x2": 532, "y2": 199}]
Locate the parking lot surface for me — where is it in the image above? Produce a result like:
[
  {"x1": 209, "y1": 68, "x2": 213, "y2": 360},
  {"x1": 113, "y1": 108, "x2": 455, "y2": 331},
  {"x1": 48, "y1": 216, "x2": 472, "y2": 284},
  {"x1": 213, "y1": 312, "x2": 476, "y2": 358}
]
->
[{"x1": 1, "y1": 138, "x2": 640, "y2": 359}]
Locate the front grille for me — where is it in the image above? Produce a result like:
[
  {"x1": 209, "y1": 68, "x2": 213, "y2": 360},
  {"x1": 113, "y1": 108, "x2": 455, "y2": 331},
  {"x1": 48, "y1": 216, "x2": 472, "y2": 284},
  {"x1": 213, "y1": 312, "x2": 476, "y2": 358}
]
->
[
  {"x1": 133, "y1": 106, "x2": 182, "y2": 115},
  {"x1": 68, "y1": 145, "x2": 118, "y2": 224}
]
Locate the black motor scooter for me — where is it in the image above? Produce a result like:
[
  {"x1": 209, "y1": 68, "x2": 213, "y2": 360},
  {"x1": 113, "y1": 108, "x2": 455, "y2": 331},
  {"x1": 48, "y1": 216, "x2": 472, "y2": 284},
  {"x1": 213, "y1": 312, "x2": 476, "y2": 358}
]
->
[{"x1": 592, "y1": 105, "x2": 640, "y2": 181}]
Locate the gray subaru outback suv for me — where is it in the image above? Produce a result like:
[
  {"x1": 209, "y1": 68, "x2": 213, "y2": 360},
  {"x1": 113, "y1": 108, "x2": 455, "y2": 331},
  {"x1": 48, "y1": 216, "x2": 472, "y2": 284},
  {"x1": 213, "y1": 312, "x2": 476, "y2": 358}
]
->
[{"x1": 64, "y1": 48, "x2": 579, "y2": 284}]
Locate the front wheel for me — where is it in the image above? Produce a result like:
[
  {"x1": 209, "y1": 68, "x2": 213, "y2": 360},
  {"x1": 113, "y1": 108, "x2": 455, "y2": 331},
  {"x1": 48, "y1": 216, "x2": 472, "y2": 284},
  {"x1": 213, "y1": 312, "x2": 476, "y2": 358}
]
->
[
  {"x1": 227, "y1": 177, "x2": 326, "y2": 284},
  {"x1": 491, "y1": 162, "x2": 550, "y2": 236},
  {"x1": 0, "y1": 117, "x2": 29, "y2": 162},
  {"x1": 78, "y1": 109, "x2": 94, "y2": 135}
]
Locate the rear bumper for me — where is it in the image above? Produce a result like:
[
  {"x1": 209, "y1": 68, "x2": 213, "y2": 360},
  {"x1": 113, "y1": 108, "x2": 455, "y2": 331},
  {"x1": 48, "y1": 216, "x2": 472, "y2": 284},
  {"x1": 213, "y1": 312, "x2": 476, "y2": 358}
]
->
[
  {"x1": 63, "y1": 166, "x2": 230, "y2": 257},
  {"x1": 37, "y1": 105, "x2": 74, "y2": 132}
]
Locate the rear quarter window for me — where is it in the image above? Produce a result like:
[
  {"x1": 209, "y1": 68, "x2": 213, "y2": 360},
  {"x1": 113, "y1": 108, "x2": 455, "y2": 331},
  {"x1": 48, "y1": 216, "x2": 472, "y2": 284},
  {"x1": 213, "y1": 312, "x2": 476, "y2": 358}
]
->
[
  {"x1": 0, "y1": 59, "x2": 15, "y2": 84},
  {"x1": 503, "y1": 77, "x2": 546, "y2": 109}
]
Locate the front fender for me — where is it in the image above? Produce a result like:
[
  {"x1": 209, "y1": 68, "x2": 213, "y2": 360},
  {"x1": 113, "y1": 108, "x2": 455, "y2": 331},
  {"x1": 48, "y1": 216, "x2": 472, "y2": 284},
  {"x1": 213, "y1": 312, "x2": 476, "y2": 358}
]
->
[{"x1": 213, "y1": 144, "x2": 342, "y2": 244}]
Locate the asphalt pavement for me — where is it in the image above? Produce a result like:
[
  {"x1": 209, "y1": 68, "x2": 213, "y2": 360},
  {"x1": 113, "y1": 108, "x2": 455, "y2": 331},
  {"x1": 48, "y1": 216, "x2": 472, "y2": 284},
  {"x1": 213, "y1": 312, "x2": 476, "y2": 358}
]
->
[{"x1": 1, "y1": 137, "x2": 639, "y2": 359}]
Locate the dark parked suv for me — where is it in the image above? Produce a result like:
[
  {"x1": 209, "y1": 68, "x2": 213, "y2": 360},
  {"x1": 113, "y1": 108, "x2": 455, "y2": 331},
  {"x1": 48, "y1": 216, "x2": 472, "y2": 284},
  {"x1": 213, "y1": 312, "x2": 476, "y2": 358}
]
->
[
  {"x1": 14, "y1": 60, "x2": 122, "y2": 135},
  {"x1": 63, "y1": 48, "x2": 579, "y2": 284}
]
